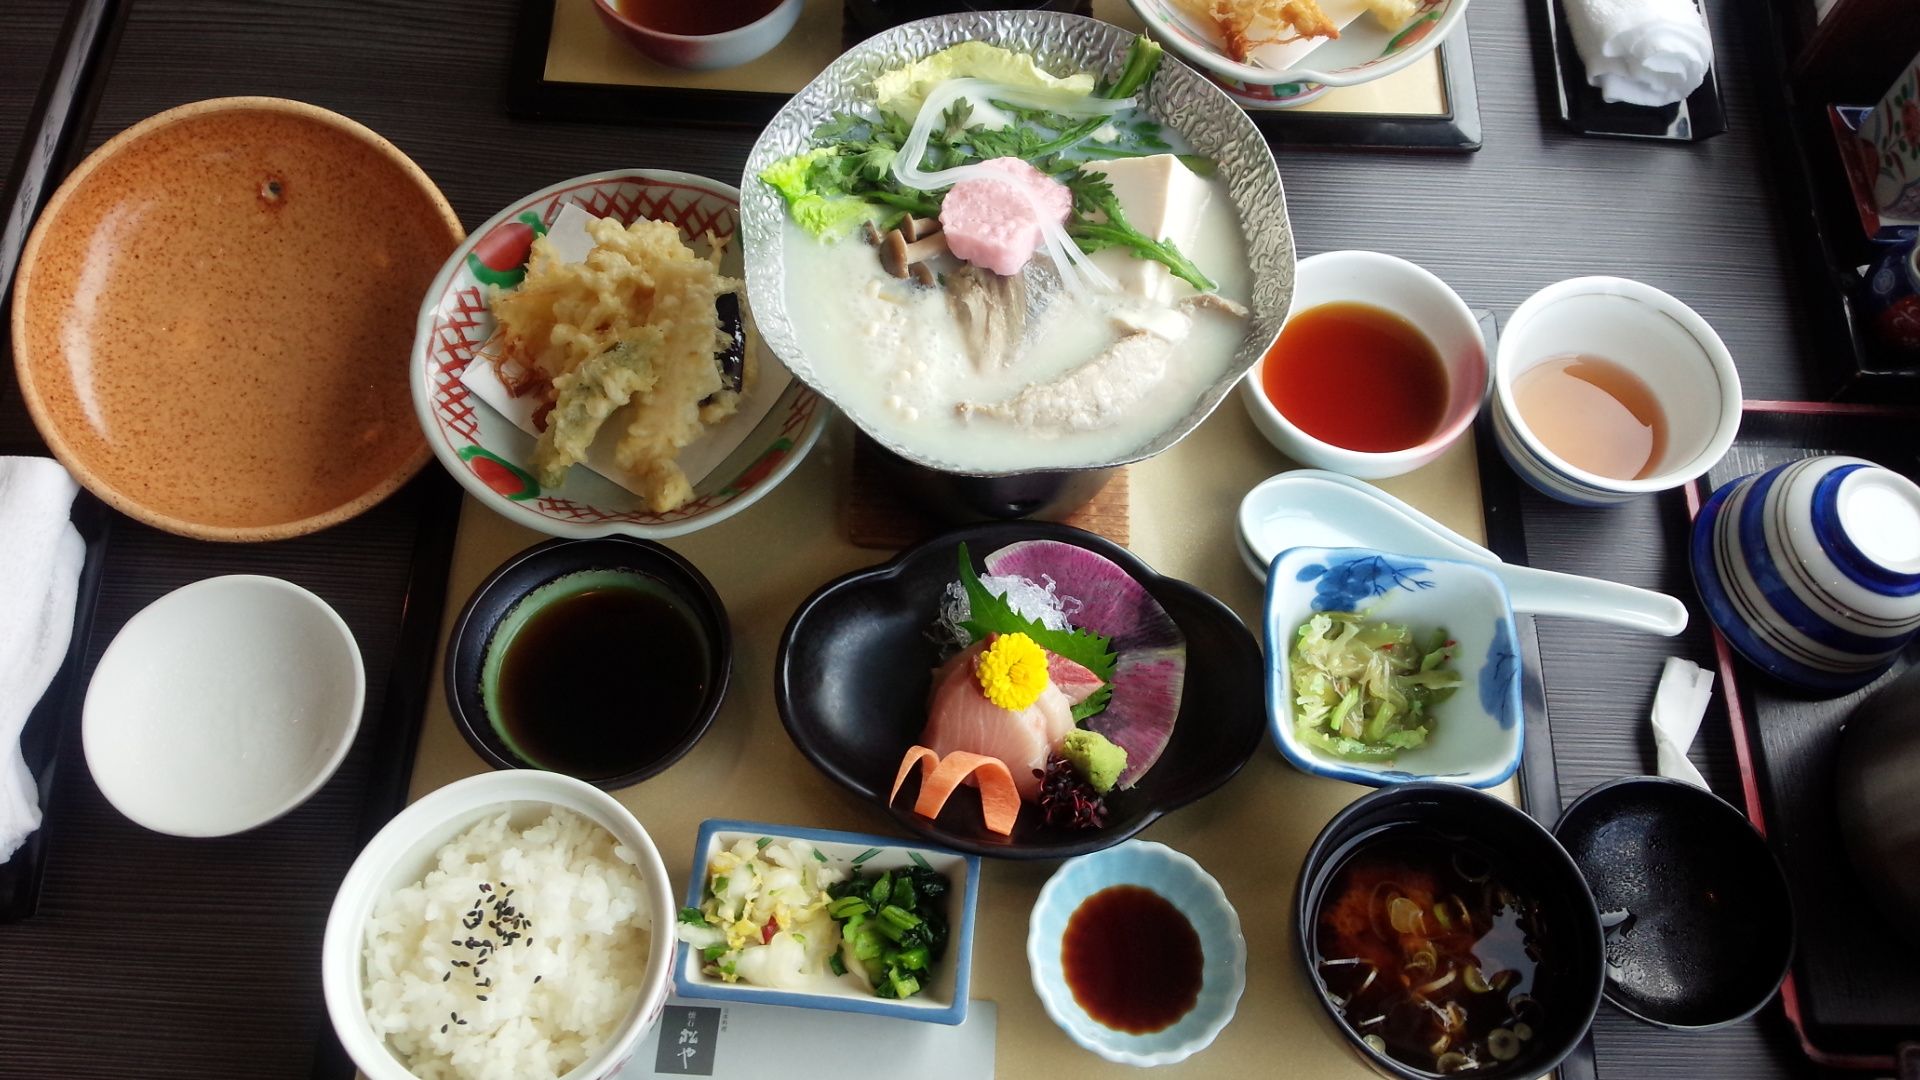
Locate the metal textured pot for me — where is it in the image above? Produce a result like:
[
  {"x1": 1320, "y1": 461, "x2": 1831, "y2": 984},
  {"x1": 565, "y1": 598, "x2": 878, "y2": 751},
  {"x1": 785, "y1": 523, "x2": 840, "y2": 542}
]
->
[
  {"x1": 1835, "y1": 663, "x2": 1920, "y2": 943},
  {"x1": 742, "y1": 11, "x2": 1295, "y2": 523}
]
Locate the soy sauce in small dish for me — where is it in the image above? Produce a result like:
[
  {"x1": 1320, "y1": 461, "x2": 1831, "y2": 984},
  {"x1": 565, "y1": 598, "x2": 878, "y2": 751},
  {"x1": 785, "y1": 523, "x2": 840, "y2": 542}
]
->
[
  {"x1": 484, "y1": 570, "x2": 709, "y2": 781},
  {"x1": 1261, "y1": 301, "x2": 1450, "y2": 454},
  {"x1": 1062, "y1": 884, "x2": 1204, "y2": 1034}
]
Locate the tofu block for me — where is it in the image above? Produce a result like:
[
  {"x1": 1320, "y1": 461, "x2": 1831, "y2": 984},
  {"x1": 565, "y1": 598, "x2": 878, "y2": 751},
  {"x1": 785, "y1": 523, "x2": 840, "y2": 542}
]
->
[{"x1": 1082, "y1": 155, "x2": 1211, "y2": 304}]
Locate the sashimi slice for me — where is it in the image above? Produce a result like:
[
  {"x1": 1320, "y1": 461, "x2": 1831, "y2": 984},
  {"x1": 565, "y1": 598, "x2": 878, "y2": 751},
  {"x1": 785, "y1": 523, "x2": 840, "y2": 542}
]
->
[
  {"x1": 984, "y1": 540, "x2": 1187, "y2": 788},
  {"x1": 889, "y1": 745, "x2": 1020, "y2": 837},
  {"x1": 1047, "y1": 652, "x2": 1104, "y2": 706},
  {"x1": 922, "y1": 642, "x2": 1073, "y2": 800}
]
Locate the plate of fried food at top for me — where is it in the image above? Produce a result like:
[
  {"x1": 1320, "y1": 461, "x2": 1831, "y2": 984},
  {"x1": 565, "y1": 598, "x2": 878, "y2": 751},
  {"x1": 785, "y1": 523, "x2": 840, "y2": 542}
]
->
[
  {"x1": 1127, "y1": 0, "x2": 1472, "y2": 109},
  {"x1": 411, "y1": 170, "x2": 827, "y2": 538}
]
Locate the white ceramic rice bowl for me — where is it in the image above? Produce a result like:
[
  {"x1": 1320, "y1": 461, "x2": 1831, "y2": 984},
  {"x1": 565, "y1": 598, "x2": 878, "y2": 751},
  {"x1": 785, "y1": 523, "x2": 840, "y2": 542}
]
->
[{"x1": 322, "y1": 771, "x2": 675, "y2": 1080}]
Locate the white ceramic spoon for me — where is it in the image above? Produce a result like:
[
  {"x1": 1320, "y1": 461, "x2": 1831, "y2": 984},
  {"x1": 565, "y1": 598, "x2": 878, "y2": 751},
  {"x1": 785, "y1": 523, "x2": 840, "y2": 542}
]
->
[{"x1": 1238, "y1": 470, "x2": 1689, "y2": 636}]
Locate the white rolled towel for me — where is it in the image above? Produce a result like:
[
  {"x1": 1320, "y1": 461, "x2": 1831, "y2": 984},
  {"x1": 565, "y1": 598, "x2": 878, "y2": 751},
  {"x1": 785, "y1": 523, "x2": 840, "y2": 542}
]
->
[
  {"x1": 1565, "y1": 0, "x2": 1714, "y2": 108},
  {"x1": 0, "y1": 458, "x2": 84, "y2": 865}
]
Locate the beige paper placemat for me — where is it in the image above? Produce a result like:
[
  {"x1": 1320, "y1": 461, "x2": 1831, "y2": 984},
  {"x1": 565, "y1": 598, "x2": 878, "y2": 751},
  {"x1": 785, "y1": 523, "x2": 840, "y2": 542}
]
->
[
  {"x1": 405, "y1": 399, "x2": 1512, "y2": 1078},
  {"x1": 545, "y1": 0, "x2": 1448, "y2": 116}
]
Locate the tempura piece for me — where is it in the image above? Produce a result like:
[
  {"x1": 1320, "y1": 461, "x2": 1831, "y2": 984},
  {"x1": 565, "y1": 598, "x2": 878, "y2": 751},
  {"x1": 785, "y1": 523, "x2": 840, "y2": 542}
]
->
[
  {"x1": 1365, "y1": 0, "x2": 1418, "y2": 30},
  {"x1": 532, "y1": 334, "x2": 661, "y2": 488},
  {"x1": 487, "y1": 214, "x2": 743, "y2": 511},
  {"x1": 1175, "y1": 0, "x2": 1339, "y2": 62}
]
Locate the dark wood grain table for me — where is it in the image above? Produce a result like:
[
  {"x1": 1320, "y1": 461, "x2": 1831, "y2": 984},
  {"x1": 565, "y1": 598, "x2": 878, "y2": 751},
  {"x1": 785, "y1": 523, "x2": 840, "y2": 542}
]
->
[{"x1": 0, "y1": 0, "x2": 1832, "y2": 1076}]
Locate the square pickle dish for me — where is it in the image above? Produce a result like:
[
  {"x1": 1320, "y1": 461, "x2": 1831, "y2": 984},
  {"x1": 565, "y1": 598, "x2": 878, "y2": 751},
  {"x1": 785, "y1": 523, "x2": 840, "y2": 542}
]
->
[{"x1": 672, "y1": 819, "x2": 981, "y2": 1025}]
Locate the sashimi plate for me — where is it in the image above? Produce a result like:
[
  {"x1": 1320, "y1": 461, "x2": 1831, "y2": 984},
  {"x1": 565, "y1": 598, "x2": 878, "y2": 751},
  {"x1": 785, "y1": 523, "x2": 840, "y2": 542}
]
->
[{"x1": 775, "y1": 523, "x2": 1265, "y2": 859}]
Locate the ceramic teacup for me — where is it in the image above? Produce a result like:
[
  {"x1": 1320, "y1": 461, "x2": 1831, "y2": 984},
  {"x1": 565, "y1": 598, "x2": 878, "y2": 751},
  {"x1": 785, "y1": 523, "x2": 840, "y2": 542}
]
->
[
  {"x1": 1690, "y1": 454, "x2": 1920, "y2": 694},
  {"x1": 1492, "y1": 277, "x2": 1741, "y2": 505},
  {"x1": 1240, "y1": 251, "x2": 1487, "y2": 480}
]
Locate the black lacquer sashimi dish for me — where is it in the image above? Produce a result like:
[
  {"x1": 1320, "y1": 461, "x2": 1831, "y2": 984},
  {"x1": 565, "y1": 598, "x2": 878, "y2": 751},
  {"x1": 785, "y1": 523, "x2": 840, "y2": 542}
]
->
[{"x1": 776, "y1": 522, "x2": 1265, "y2": 858}]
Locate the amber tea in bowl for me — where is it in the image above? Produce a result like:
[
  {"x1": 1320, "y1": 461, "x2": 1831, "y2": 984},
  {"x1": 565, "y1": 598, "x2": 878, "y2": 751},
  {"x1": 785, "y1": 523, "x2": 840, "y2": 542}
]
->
[
  {"x1": 1492, "y1": 277, "x2": 1740, "y2": 506},
  {"x1": 1511, "y1": 355, "x2": 1667, "y2": 482}
]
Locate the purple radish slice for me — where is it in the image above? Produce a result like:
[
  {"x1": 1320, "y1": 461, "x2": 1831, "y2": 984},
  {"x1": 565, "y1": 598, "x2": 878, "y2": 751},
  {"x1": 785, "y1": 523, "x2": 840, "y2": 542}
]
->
[{"x1": 983, "y1": 540, "x2": 1186, "y2": 788}]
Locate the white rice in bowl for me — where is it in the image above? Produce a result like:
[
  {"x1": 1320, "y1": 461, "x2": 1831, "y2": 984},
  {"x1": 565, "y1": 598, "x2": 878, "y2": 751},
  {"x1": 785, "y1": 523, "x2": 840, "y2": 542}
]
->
[{"x1": 362, "y1": 807, "x2": 653, "y2": 1080}]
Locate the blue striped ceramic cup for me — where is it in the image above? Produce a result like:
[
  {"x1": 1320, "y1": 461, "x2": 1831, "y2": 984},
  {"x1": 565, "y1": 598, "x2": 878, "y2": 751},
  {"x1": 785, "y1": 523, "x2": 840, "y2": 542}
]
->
[
  {"x1": 1493, "y1": 277, "x2": 1742, "y2": 506},
  {"x1": 1691, "y1": 455, "x2": 1920, "y2": 694}
]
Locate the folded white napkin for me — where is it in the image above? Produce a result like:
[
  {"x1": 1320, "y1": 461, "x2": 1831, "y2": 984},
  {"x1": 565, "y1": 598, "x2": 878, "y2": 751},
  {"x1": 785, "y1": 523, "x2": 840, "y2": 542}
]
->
[
  {"x1": 1651, "y1": 656, "x2": 1713, "y2": 789},
  {"x1": 1564, "y1": 0, "x2": 1714, "y2": 108},
  {"x1": 0, "y1": 458, "x2": 84, "y2": 864}
]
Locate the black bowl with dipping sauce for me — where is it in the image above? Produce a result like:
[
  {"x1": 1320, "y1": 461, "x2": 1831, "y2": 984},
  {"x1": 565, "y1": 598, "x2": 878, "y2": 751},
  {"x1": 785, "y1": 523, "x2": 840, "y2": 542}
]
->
[
  {"x1": 1553, "y1": 776, "x2": 1794, "y2": 1031},
  {"x1": 445, "y1": 537, "x2": 730, "y2": 789},
  {"x1": 865, "y1": 433, "x2": 1118, "y2": 523},
  {"x1": 1295, "y1": 783, "x2": 1605, "y2": 1080},
  {"x1": 776, "y1": 521, "x2": 1265, "y2": 859}
]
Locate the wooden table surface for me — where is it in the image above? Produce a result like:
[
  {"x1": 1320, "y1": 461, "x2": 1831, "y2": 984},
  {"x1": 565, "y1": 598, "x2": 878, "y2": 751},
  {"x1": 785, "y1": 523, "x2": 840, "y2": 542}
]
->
[{"x1": 0, "y1": 0, "x2": 1828, "y2": 1077}]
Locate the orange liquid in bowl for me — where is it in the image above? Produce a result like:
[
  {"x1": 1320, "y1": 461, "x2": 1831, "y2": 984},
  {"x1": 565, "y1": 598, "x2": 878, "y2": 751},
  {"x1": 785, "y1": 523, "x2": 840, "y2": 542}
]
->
[
  {"x1": 1511, "y1": 354, "x2": 1668, "y2": 481},
  {"x1": 1260, "y1": 302, "x2": 1450, "y2": 454}
]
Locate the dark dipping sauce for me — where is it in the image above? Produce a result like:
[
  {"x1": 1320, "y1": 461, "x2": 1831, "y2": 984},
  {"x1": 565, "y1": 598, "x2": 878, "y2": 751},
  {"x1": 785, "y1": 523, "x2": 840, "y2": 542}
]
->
[
  {"x1": 485, "y1": 571, "x2": 709, "y2": 781},
  {"x1": 1314, "y1": 828, "x2": 1549, "y2": 1075},
  {"x1": 1062, "y1": 885, "x2": 1204, "y2": 1034},
  {"x1": 1262, "y1": 301, "x2": 1450, "y2": 453}
]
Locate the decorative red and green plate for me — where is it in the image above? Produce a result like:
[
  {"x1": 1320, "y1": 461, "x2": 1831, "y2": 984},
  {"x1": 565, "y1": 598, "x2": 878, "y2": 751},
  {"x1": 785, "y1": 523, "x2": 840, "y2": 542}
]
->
[
  {"x1": 409, "y1": 170, "x2": 826, "y2": 538},
  {"x1": 1127, "y1": 0, "x2": 1463, "y2": 110}
]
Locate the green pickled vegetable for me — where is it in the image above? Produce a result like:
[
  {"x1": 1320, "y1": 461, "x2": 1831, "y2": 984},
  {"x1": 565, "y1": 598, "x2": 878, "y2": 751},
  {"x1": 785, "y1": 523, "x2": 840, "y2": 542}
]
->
[
  {"x1": 1290, "y1": 612, "x2": 1461, "y2": 762},
  {"x1": 826, "y1": 864, "x2": 952, "y2": 1001}
]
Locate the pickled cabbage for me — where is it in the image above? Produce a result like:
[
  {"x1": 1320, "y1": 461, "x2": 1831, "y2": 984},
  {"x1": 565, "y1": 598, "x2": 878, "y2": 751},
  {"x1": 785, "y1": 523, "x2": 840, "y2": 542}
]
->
[{"x1": 1291, "y1": 612, "x2": 1461, "y2": 762}]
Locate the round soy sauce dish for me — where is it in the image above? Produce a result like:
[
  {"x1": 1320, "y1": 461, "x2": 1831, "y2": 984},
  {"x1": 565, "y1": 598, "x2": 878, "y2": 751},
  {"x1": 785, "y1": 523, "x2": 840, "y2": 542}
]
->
[
  {"x1": 1553, "y1": 776, "x2": 1794, "y2": 1030},
  {"x1": 445, "y1": 537, "x2": 731, "y2": 789},
  {"x1": 1295, "y1": 783, "x2": 1605, "y2": 1080}
]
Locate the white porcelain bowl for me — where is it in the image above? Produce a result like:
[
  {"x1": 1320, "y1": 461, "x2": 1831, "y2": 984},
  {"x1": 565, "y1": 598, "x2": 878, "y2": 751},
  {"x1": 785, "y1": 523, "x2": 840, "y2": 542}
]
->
[
  {"x1": 591, "y1": 0, "x2": 803, "y2": 71},
  {"x1": 322, "y1": 771, "x2": 676, "y2": 1080},
  {"x1": 1127, "y1": 0, "x2": 1471, "y2": 109},
  {"x1": 1265, "y1": 546, "x2": 1523, "y2": 788},
  {"x1": 1239, "y1": 250, "x2": 1486, "y2": 479},
  {"x1": 1028, "y1": 841, "x2": 1245, "y2": 1066},
  {"x1": 82, "y1": 575, "x2": 363, "y2": 837},
  {"x1": 1492, "y1": 276, "x2": 1741, "y2": 505}
]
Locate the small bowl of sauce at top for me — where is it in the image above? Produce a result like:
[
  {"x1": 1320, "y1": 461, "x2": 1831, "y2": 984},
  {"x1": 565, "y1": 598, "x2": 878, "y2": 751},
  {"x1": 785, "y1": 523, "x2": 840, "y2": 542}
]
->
[
  {"x1": 446, "y1": 537, "x2": 731, "y2": 789},
  {"x1": 1241, "y1": 250, "x2": 1488, "y2": 480},
  {"x1": 592, "y1": 0, "x2": 804, "y2": 71}
]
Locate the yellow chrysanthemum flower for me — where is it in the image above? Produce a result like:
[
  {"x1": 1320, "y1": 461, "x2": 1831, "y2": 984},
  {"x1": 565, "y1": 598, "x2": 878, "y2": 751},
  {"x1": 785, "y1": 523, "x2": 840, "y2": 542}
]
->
[{"x1": 975, "y1": 632, "x2": 1051, "y2": 711}]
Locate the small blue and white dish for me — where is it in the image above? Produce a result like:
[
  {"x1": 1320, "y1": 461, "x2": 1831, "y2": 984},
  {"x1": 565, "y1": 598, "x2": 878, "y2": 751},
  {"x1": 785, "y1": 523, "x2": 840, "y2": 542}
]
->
[
  {"x1": 1028, "y1": 841, "x2": 1245, "y2": 1066},
  {"x1": 1691, "y1": 455, "x2": 1920, "y2": 695},
  {"x1": 1265, "y1": 546, "x2": 1524, "y2": 788},
  {"x1": 673, "y1": 819, "x2": 980, "y2": 1025}
]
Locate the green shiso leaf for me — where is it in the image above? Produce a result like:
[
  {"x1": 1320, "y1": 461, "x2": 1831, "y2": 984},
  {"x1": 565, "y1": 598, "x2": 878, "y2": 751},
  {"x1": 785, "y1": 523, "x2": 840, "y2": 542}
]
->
[{"x1": 955, "y1": 543, "x2": 1117, "y2": 716}]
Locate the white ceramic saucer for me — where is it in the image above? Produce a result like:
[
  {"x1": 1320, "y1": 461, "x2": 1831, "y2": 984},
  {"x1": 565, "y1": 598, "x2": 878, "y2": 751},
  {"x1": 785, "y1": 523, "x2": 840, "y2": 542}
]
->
[{"x1": 82, "y1": 575, "x2": 364, "y2": 837}]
